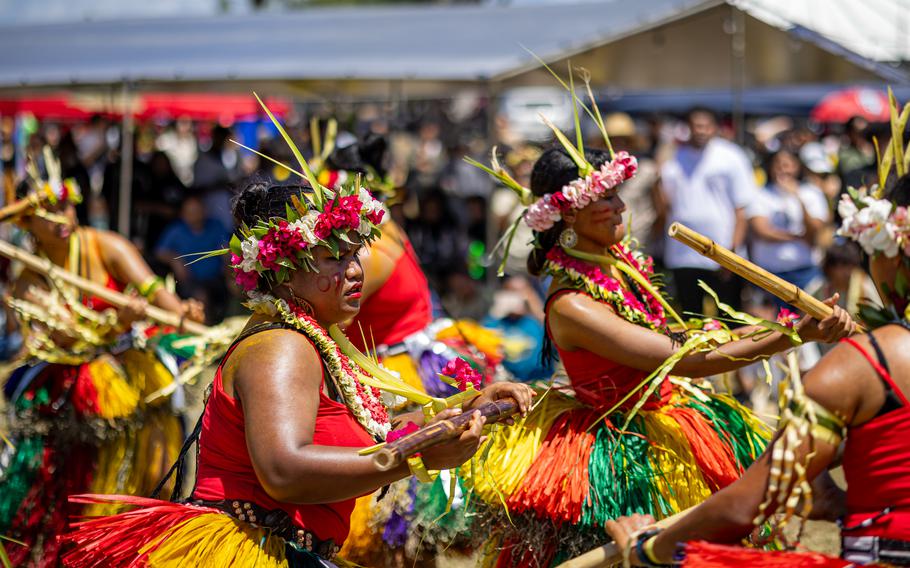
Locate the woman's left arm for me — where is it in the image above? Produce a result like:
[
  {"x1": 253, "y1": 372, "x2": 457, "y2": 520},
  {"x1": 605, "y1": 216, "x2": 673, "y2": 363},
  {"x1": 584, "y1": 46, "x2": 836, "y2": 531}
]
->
[{"x1": 606, "y1": 338, "x2": 873, "y2": 564}]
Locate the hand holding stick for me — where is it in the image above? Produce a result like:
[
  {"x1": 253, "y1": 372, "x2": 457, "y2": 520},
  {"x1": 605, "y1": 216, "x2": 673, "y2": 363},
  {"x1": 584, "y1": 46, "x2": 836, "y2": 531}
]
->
[
  {"x1": 668, "y1": 223, "x2": 848, "y2": 324},
  {"x1": 372, "y1": 398, "x2": 519, "y2": 471},
  {"x1": 0, "y1": 239, "x2": 210, "y2": 335},
  {"x1": 555, "y1": 508, "x2": 693, "y2": 568}
]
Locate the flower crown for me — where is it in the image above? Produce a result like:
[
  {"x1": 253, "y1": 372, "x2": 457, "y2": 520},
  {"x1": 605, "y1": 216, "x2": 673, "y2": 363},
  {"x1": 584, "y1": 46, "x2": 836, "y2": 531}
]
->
[
  {"x1": 466, "y1": 60, "x2": 637, "y2": 274},
  {"x1": 524, "y1": 151, "x2": 637, "y2": 232},
  {"x1": 197, "y1": 95, "x2": 385, "y2": 296},
  {"x1": 837, "y1": 88, "x2": 910, "y2": 258}
]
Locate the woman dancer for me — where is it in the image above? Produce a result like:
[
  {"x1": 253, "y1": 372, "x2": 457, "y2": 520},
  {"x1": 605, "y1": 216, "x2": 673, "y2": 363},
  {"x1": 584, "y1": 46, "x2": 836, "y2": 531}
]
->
[
  {"x1": 0, "y1": 156, "x2": 203, "y2": 566},
  {"x1": 463, "y1": 101, "x2": 854, "y2": 564},
  {"x1": 603, "y1": 177, "x2": 910, "y2": 568},
  {"x1": 61, "y1": 154, "x2": 532, "y2": 566}
]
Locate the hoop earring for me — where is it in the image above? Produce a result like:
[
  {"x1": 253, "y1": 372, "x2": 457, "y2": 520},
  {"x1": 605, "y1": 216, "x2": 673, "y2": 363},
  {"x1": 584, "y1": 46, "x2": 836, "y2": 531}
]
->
[
  {"x1": 286, "y1": 286, "x2": 315, "y2": 317},
  {"x1": 559, "y1": 227, "x2": 578, "y2": 249}
]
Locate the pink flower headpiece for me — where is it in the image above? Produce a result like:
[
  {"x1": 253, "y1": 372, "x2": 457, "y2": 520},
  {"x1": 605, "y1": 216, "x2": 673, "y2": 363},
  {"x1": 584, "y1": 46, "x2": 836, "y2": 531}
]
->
[{"x1": 524, "y1": 151, "x2": 637, "y2": 232}]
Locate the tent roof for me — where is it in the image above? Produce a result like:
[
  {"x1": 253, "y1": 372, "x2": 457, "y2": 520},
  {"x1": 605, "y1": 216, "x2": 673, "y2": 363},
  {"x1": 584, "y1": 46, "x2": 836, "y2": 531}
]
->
[
  {"x1": 0, "y1": 0, "x2": 903, "y2": 92},
  {"x1": 0, "y1": 0, "x2": 714, "y2": 89}
]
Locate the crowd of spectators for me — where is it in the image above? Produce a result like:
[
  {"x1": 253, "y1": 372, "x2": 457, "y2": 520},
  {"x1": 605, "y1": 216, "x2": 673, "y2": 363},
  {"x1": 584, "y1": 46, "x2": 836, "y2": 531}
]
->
[{"x1": 0, "y1": 98, "x2": 891, "y2": 387}]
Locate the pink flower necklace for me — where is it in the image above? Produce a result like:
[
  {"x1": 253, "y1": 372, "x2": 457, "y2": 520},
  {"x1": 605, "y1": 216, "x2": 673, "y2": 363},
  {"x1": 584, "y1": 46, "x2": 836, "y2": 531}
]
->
[
  {"x1": 275, "y1": 298, "x2": 391, "y2": 440},
  {"x1": 544, "y1": 245, "x2": 667, "y2": 332}
]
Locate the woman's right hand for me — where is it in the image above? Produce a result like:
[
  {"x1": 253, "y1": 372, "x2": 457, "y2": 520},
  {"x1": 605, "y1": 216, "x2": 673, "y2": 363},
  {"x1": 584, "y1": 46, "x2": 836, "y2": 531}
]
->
[
  {"x1": 419, "y1": 408, "x2": 486, "y2": 471},
  {"x1": 795, "y1": 294, "x2": 857, "y2": 343}
]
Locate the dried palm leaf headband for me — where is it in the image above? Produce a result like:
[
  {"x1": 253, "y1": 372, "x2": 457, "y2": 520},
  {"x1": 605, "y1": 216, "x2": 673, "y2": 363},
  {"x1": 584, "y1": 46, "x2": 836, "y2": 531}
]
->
[
  {"x1": 466, "y1": 61, "x2": 637, "y2": 275},
  {"x1": 2, "y1": 146, "x2": 83, "y2": 224},
  {"x1": 837, "y1": 88, "x2": 910, "y2": 258},
  {"x1": 196, "y1": 95, "x2": 385, "y2": 296}
]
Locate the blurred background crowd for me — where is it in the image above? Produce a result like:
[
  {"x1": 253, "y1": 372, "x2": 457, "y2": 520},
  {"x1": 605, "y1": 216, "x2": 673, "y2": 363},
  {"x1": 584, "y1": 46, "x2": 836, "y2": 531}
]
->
[{"x1": 0, "y1": 0, "x2": 908, "y2": 406}]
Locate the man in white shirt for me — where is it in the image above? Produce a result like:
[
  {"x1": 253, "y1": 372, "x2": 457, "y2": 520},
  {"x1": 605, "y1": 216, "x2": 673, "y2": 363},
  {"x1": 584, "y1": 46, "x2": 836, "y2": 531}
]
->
[{"x1": 660, "y1": 108, "x2": 757, "y2": 315}]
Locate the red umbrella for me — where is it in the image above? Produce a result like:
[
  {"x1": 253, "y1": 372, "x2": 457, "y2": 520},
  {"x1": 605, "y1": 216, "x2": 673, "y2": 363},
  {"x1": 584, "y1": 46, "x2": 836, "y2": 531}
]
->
[{"x1": 811, "y1": 87, "x2": 891, "y2": 123}]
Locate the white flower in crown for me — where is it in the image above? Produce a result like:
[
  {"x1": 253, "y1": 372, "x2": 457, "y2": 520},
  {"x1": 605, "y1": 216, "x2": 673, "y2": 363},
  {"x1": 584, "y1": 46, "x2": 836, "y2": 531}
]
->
[
  {"x1": 837, "y1": 192, "x2": 902, "y2": 257},
  {"x1": 561, "y1": 177, "x2": 591, "y2": 208},
  {"x1": 291, "y1": 211, "x2": 320, "y2": 244},
  {"x1": 239, "y1": 236, "x2": 260, "y2": 272},
  {"x1": 359, "y1": 187, "x2": 384, "y2": 216}
]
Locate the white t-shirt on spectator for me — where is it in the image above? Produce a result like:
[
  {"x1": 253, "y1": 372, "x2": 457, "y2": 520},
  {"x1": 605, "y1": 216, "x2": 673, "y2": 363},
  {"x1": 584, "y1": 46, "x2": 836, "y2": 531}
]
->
[
  {"x1": 662, "y1": 138, "x2": 758, "y2": 270},
  {"x1": 747, "y1": 183, "x2": 829, "y2": 273}
]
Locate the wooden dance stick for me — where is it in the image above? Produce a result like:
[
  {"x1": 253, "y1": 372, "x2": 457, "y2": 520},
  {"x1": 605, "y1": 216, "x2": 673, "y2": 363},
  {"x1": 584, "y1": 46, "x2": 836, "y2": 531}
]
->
[
  {"x1": 372, "y1": 398, "x2": 519, "y2": 471},
  {"x1": 0, "y1": 239, "x2": 210, "y2": 335},
  {"x1": 555, "y1": 508, "x2": 693, "y2": 568},
  {"x1": 668, "y1": 222, "x2": 833, "y2": 321},
  {"x1": 0, "y1": 197, "x2": 39, "y2": 223}
]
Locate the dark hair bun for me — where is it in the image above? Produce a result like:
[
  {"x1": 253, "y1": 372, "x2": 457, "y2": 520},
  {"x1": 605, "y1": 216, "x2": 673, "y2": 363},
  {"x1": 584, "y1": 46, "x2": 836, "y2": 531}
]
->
[{"x1": 232, "y1": 178, "x2": 310, "y2": 227}]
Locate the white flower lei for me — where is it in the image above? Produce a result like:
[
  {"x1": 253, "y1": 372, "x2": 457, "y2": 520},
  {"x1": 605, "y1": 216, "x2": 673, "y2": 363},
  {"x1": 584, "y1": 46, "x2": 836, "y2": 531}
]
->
[{"x1": 253, "y1": 295, "x2": 392, "y2": 440}]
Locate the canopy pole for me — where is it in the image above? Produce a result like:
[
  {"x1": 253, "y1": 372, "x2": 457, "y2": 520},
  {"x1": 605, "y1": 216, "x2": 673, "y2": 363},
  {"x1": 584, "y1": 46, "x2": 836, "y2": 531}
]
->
[
  {"x1": 729, "y1": 5, "x2": 746, "y2": 145},
  {"x1": 117, "y1": 81, "x2": 134, "y2": 237}
]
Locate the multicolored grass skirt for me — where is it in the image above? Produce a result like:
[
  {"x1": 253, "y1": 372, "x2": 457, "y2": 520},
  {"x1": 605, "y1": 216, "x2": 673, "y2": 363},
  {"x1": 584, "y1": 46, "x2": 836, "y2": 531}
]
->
[
  {"x1": 0, "y1": 349, "x2": 184, "y2": 566},
  {"x1": 459, "y1": 386, "x2": 772, "y2": 566},
  {"x1": 61, "y1": 495, "x2": 335, "y2": 568}
]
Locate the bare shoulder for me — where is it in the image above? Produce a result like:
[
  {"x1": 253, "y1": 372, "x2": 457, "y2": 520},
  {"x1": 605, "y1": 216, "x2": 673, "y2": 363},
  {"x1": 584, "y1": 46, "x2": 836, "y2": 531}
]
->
[{"x1": 224, "y1": 328, "x2": 322, "y2": 396}]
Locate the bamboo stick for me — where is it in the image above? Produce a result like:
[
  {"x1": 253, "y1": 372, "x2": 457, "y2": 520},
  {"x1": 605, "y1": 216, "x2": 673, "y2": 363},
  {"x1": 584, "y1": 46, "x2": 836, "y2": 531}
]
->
[
  {"x1": 373, "y1": 398, "x2": 519, "y2": 471},
  {"x1": 0, "y1": 239, "x2": 210, "y2": 335},
  {"x1": 0, "y1": 197, "x2": 38, "y2": 223},
  {"x1": 668, "y1": 223, "x2": 833, "y2": 321},
  {"x1": 555, "y1": 507, "x2": 693, "y2": 568}
]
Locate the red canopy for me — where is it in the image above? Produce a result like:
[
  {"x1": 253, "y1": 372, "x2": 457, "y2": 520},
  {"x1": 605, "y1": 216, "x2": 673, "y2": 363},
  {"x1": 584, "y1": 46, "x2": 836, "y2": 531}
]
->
[
  {"x1": 810, "y1": 87, "x2": 891, "y2": 123},
  {"x1": 0, "y1": 92, "x2": 290, "y2": 122}
]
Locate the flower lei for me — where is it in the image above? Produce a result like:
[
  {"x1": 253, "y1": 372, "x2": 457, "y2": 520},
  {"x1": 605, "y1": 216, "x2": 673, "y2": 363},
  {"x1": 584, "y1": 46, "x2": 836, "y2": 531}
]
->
[
  {"x1": 267, "y1": 295, "x2": 391, "y2": 440},
  {"x1": 525, "y1": 151, "x2": 638, "y2": 232},
  {"x1": 229, "y1": 186, "x2": 385, "y2": 294},
  {"x1": 544, "y1": 244, "x2": 667, "y2": 331},
  {"x1": 837, "y1": 187, "x2": 910, "y2": 258}
]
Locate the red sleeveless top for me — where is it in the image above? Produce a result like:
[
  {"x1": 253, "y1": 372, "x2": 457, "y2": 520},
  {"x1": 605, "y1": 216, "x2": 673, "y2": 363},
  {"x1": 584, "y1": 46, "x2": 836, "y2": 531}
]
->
[
  {"x1": 841, "y1": 335, "x2": 910, "y2": 540},
  {"x1": 349, "y1": 236, "x2": 433, "y2": 350},
  {"x1": 192, "y1": 334, "x2": 376, "y2": 543},
  {"x1": 81, "y1": 275, "x2": 126, "y2": 312},
  {"x1": 545, "y1": 290, "x2": 671, "y2": 412}
]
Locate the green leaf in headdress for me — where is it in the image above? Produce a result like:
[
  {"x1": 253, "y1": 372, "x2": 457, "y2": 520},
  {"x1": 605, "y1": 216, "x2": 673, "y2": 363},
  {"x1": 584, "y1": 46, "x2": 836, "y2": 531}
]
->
[
  {"x1": 540, "y1": 113, "x2": 592, "y2": 176},
  {"x1": 229, "y1": 234, "x2": 242, "y2": 256},
  {"x1": 178, "y1": 248, "x2": 231, "y2": 266},
  {"x1": 578, "y1": 66, "x2": 615, "y2": 159},
  {"x1": 253, "y1": 92, "x2": 326, "y2": 207}
]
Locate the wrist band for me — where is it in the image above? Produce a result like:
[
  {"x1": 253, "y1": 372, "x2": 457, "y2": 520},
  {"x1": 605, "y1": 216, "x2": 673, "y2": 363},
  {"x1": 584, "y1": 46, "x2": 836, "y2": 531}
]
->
[
  {"x1": 406, "y1": 455, "x2": 439, "y2": 483},
  {"x1": 138, "y1": 276, "x2": 164, "y2": 300},
  {"x1": 635, "y1": 529, "x2": 670, "y2": 567}
]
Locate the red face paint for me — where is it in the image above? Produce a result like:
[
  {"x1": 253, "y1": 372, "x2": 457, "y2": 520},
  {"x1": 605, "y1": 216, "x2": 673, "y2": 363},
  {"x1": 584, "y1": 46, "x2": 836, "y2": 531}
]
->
[{"x1": 316, "y1": 275, "x2": 333, "y2": 293}]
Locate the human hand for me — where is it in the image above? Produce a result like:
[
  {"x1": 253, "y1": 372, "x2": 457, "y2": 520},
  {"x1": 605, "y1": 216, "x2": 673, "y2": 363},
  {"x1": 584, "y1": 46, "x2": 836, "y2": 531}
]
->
[
  {"x1": 118, "y1": 297, "x2": 148, "y2": 329},
  {"x1": 603, "y1": 513, "x2": 658, "y2": 566},
  {"x1": 795, "y1": 294, "x2": 857, "y2": 343},
  {"x1": 181, "y1": 298, "x2": 206, "y2": 324},
  {"x1": 420, "y1": 408, "x2": 485, "y2": 471},
  {"x1": 466, "y1": 381, "x2": 536, "y2": 424}
]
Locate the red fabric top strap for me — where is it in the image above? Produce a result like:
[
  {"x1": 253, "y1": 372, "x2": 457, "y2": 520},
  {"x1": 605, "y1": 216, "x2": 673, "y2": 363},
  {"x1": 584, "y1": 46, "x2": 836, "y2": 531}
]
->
[{"x1": 841, "y1": 336, "x2": 910, "y2": 407}]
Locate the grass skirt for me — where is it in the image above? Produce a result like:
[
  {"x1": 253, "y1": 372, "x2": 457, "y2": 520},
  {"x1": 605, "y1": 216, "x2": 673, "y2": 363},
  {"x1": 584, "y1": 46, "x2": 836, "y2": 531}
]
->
[
  {"x1": 0, "y1": 348, "x2": 183, "y2": 566},
  {"x1": 61, "y1": 495, "x2": 336, "y2": 567},
  {"x1": 468, "y1": 385, "x2": 770, "y2": 565}
]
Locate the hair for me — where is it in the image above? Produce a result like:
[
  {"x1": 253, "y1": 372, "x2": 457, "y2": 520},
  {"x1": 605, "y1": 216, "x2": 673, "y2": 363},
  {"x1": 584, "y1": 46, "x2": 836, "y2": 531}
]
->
[
  {"x1": 526, "y1": 147, "x2": 611, "y2": 276},
  {"x1": 686, "y1": 106, "x2": 718, "y2": 124},
  {"x1": 326, "y1": 133, "x2": 388, "y2": 178},
  {"x1": 887, "y1": 172, "x2": 910, "y2": 208},
  {"x1": 232, "y1": 177, "x2": 311, "y2": 228},
  {"x1": 823, "y1": 241, "x2": 863, "y2": 272}
]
